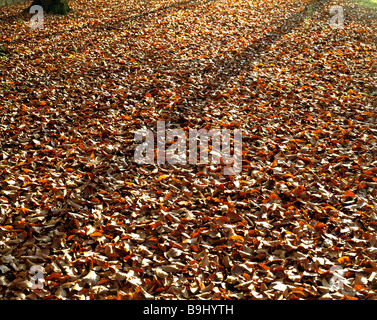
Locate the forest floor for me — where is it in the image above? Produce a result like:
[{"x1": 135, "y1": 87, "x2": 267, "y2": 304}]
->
[{"x1": 0, "y1": 0, "x2": 376, "y2": 300}]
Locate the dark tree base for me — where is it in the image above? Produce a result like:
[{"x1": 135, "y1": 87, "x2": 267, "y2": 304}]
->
[{"x1": 25, "y1": 0, "x2": 71, "y2": 15}]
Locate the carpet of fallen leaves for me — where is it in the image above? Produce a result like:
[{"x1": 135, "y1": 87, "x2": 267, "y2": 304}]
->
[{"x1": 0, "y1": 0, "x2": 376, "y2": 300}]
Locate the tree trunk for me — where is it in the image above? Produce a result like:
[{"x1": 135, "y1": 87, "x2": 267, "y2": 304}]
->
[{"x1": 26, "y1": 0, "x2": 71, "y2": 15}]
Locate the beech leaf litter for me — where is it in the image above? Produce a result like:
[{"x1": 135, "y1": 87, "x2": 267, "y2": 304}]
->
[{"x1": 0, "y1": 0, "x2": 376, "y2": 300}]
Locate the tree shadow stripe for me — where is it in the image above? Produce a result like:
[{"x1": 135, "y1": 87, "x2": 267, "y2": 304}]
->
[{"x1": 172, "y1": 0, "x2": 329, "y2": 118}]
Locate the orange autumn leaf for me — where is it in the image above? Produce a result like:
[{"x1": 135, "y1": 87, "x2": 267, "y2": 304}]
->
[
  {"x1": 150, "y1": 221, "x2": 162, "y2": 228},
  {"x1": 90, "y1": 231, "x2": 103, "y2": 237},
  {"x1": 292, "y1": 185, "x2": 305, "y2": 195},
  {"x1": 190, "y1": 230, "x2": 201, "y2": 238},
  {"x1": 45, "y1": 272, "x2": 62, "y2": 280},
  {"x1": 67, "y1": 234, "x2": 76, "y2": 241},
  {"x1": 269, "y1": 192, "x2": 279, "y2": 201},
  {"x1": 98, "y1": 278, "x2": 109, "y2": 285},
  {"x1": 229, "y1": 235, "x2": 244, "y2": 242},
  {"x1": 190, "y1": 244, "x2": 199, "y2": 252},
  {"x1": 292, "y1": 287, "x2": 307, "y2": 298},
  {"x1": 343, "y1": 190, "x2": 355, "y2": 198},
  {"x1": 338, "y1": 256, "x2": 350, "y2": 264},
  {"x1": 157, "y1": 175, "x2": 168, "y2": 181},
  {"x1": 73, "y1": 218, "x2": 80, "y2": 229},
  {"x1": 248, "y1": 229, "x2": 260, "y2": 237},
  {"x1": 19, "y1": 208, "x2": 29, "y2": 214},
  {"x1": 354, "y1": 284, "x2": 365, "y2": 291}
]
